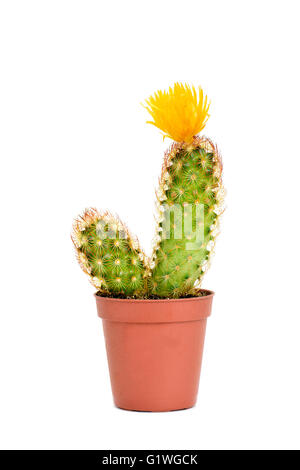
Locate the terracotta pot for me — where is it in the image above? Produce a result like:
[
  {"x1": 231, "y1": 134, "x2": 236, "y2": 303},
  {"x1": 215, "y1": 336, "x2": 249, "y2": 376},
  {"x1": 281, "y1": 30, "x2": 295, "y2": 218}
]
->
[{"x1": 95, "y1": 290, "x2": 214, "y2": 412}]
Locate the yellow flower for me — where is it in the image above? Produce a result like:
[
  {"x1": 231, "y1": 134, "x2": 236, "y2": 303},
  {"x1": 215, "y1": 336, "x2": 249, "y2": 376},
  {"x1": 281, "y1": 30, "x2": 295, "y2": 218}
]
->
[{"x1": 144, "y1": 83, "x2": 210, "y2": 143}]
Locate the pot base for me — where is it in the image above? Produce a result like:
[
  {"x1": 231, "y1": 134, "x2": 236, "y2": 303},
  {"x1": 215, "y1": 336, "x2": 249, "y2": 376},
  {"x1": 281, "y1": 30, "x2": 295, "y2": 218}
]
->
[
  {"x1": 115, "y1": 402, "x2": 195, "y2": 413},
  {"x1": 95, "y1": 293, "x2": 214, "y2": 412}
]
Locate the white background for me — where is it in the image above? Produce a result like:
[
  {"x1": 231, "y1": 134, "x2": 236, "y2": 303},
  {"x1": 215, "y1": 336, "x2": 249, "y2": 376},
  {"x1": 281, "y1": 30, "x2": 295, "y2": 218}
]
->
[{"x1": 0, "y1": 0, "x2": 299, "y2": 450}]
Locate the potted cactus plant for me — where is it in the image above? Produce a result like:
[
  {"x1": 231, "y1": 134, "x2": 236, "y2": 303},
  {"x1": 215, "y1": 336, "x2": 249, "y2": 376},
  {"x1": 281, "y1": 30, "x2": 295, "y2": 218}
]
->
[{"x1": 72, "y1": 83, "x2": 225, "y2": 412}]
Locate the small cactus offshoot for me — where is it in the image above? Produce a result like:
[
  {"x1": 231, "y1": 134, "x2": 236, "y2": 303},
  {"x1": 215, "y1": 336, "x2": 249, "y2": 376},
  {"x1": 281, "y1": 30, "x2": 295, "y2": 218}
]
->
[
  {"x1": 72, "y1": 209, "x2": 149, "y2": 297},
  {"x1": 72, "y1": 83, "x2": 224, "y2": 298}
]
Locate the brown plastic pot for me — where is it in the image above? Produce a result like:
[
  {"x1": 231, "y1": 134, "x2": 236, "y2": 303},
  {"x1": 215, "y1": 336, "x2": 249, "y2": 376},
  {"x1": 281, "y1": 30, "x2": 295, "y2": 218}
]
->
[{"x1": 95, "y1": 290, "x2": 214, "y2": 412}]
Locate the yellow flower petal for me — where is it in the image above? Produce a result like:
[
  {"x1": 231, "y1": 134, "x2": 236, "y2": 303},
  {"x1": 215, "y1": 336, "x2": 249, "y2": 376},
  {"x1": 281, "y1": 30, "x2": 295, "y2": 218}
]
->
[{"x1": 144, "y1": 83, "x2": 210, "y2": 143}]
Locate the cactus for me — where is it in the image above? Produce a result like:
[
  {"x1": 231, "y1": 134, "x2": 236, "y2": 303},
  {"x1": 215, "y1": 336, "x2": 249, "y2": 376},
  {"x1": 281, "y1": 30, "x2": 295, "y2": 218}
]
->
[
  {"x1": 145, "y1": 83, "x2": 225, "y2": 298},
  {"x1": 148, "y1": 136, "x2": 224, "y2": 297},
  {"x1": 72, "y1": 208, "x2": 149, "y2": 297},
  {"x1": 72, "y1": 83, "x2": 224, "y2": 299}
]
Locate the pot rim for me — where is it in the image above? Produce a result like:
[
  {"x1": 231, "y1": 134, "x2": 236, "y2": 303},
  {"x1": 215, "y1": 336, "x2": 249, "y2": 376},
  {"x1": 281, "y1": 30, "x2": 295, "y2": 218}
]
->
[
  {"x1": 95, "y1": 289, "x2": 214, "y2": 323},
  {"x1": 94, "y1": 288, "x2": 214, "y2": 303}
]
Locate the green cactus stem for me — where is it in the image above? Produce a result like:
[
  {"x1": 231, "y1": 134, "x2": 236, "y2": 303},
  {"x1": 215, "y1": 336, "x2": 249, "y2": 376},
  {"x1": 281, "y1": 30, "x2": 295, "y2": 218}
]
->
[
  {"x1": 72, "y1": 208, "x2": 149, "y2": 298},
  {"x1": 150, "y1": 136, "x2": 224, "y2": 298}
]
